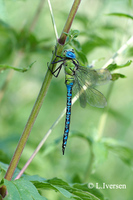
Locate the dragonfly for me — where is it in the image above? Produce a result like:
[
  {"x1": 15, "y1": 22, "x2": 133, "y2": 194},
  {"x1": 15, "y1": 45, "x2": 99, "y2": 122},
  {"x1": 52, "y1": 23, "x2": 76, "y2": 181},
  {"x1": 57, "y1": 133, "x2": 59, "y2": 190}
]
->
[{"x1": 50, "y1": 48, "x2": 111, "y2": 155}]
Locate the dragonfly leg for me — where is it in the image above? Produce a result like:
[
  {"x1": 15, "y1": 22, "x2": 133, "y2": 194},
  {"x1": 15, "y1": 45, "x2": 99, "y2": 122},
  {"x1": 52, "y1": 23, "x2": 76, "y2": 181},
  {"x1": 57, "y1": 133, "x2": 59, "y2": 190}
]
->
[
  {"x1": 52, "y1": 46, "x2": 63, "y2": 64},
  {"x1": 48, "y1": 62, "x2": 63, "y2": 78},
  {"x1": 51, "y1": 59, "x2": 64, "y2": 64}
]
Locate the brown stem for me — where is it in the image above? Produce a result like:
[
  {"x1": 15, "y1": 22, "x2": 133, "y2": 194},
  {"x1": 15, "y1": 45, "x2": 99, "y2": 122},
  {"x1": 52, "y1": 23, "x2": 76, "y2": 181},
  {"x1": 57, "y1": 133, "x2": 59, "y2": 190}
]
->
[{"x1": 58, "y1": 0, "x2": 81, "y2": 45}]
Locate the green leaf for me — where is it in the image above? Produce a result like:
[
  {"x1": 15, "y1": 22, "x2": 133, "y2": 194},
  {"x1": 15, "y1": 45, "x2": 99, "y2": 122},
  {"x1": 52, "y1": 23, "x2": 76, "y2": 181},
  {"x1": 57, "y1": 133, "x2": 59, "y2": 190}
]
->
[
  {"x1": 0, "y1": 172, "x2": 104, "y2": 200},
  {"x1": 53, "y1": 186, "x2": 73, "y2": 198},
  {"x1": 0, "y1": 179, "x2": 4, "y2": 187},
  {"x1": 4, "y1": 179, "x2": 47, "y2": 200},
  {"x1": 64, "y1": 30, "x2": 80, "y2": 39},
  {"x1": 72, "y1": 183, "x2": 104, "y2": 200},
  {"x1": 25, "y1": 176, "x2": 104, "y2": 200},
  {"x1": 107, "y1": 12, "x2": 133, "y2": 20},
  {"x1": 102, "y1": 138, "x2": 133, "y2": 167},
  {"x1": 111, "y1": 73, "x2": 126, "y2": 81},
  {"x1": 107, "y1": 60, "x2": 132, "y2": 71},
  {"x1": 64, "y1": 29, "x2": 80, "y2": 47},
  {"x1": 0, "y1": 61, "x2": 35, "y2": 73}
]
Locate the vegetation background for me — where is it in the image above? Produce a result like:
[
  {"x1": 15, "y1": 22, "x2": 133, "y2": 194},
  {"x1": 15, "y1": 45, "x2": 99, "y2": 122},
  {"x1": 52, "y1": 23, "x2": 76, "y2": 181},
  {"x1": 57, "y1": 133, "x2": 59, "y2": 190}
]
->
[{"x1": 0, "y1": 0, "x2": 133, "y2": 199}]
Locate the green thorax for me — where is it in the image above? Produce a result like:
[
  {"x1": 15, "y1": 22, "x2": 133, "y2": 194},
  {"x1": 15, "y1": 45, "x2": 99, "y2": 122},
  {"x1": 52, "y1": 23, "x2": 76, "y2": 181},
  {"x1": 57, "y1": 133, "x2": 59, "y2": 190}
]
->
[{"x1": 64, "y1": 60, "x2": 77, "y2": 85}]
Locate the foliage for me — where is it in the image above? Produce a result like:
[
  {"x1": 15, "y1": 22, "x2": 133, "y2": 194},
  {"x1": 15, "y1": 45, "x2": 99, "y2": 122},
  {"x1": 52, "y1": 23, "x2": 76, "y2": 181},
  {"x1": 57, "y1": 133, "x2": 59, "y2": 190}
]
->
[{"x1": 0, "y1": 0, "x2": 133, "y2": 200}]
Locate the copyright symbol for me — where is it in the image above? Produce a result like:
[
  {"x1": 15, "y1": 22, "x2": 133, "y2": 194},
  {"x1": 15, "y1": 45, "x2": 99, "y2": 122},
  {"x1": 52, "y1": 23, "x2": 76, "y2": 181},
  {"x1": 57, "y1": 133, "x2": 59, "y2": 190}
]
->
[{"x1": 88, "y1": 183, "x2": 94, "y2": 189}]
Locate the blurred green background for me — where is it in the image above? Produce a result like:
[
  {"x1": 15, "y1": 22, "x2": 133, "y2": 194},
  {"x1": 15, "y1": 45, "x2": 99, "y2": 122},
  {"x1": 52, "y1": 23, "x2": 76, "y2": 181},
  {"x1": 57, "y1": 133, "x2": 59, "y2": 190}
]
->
[{"x1": 0, "y1": 0, "x2": 133, "y2": 199}]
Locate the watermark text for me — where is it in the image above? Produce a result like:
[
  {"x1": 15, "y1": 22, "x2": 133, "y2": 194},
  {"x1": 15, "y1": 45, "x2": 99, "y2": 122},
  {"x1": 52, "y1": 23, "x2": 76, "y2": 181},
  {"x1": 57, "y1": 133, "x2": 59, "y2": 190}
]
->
[{"x1": 88, "y1": 182, "x2": 126, "y2": 190}]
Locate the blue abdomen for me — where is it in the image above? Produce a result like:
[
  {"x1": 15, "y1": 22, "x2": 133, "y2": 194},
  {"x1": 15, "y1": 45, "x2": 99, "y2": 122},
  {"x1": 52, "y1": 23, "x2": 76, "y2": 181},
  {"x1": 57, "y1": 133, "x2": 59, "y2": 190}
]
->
[{"x1": 62, "y1": 83, "x2": 73, "y2": 155}]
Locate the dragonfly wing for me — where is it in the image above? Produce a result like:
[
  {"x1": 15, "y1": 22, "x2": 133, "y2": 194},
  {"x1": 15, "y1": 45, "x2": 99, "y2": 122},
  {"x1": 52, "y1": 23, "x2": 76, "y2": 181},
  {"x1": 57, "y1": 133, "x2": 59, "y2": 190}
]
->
[
  {"x1": 96, "y1": 69, "x2": 112, "y2": 85},
  {"x1": 75, "y1": 66, "x2": 98, "y2": 87},
  {"x1": 73, "y1": 75, "x2": 87, "y2": 108},
  {"x1": 73, "y1": 65, "x2": 110, "y2": 108},
  {"x1": 85, "y1": 86, "x2": 107, "y2": 108},
  {"x1": 75, "y1": 66, "x2": 111, "y2": 86}
]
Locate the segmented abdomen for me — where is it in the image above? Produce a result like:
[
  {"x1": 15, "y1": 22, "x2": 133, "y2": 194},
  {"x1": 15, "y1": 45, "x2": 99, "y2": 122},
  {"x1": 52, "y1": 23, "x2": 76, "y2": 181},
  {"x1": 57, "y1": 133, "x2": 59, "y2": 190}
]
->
[{"x1": 62, "y1": 83, "x2": 73, "y2": 155}]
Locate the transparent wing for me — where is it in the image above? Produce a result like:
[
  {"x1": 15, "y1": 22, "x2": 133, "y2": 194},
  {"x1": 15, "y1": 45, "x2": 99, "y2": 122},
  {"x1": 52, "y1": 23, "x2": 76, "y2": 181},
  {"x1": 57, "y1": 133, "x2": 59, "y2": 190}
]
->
[
  {"x1": 73, "y1": 74, "x2": 87, "y2": 108},
  {"x1": 74, "y1": 66, "x2": 98, "y2": 87},
  {"x1": 85, "y1": 86, "x2": 107, "y2": 108},
  {"x1": 75, "y1": 66, "x2": 111, "y2": 87},
  {"x1": 95, "y1": 69, "x2": 112, "y2": 85},
  {"x1": 73, "y1": 66, "x2": 110, "y2": 108}
]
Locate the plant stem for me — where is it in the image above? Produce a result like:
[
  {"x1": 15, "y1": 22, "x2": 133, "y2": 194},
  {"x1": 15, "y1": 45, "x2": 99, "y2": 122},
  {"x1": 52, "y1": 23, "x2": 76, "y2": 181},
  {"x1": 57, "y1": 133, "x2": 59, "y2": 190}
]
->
[
  {"x1": 5, "y1": 0, "x2": 82, "y2": 181},
  {"x1": 58, "y1": 0, "x2": 82, "y2": 45},
  {"x1": 47, "y1": 0, "x2": 58, "y2": 40}
]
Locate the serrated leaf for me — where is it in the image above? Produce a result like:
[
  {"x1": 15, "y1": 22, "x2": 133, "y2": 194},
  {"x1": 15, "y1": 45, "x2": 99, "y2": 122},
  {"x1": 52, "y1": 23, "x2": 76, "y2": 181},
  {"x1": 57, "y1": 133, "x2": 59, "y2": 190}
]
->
[
  {"x1": 70, "y1": 30, "x2": 80, "y2": 38},
  {"x1": 64, "y1": 29, "x2": 80, "y2": 47},
  {"x1": 26, "y1": 177, "x2": 104, "y2": 200},
  {"x1": 107, "y1": 60, "x2": 132, "y2": 71},
  {"x1": 0, "y1": 61, "x2": 35, "y2": 73},
  {"x1": 4, "y1": 179, "x2": 47, "y2": 200},
  {"x1": 111, "y1": 73, "x2": 126, "y2": 81},
  {"x1": 64, "y1": 30, "x2": 80, "y2": 38},
  {"x1": 72, "y1": 183, "x2": 104, "y2": 200},
  {"x1": 53, "y1": 186, "x2": 73, "y2": 198},
  {"x1": 107, "y1": 12, "x2": 133, "y2": 20}
]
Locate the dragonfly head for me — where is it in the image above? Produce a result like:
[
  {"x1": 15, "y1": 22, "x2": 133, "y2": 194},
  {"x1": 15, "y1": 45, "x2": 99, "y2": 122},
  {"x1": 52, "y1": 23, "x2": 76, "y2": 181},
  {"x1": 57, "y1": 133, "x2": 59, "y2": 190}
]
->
[{"x1": 64, "y1": 49, "x2": 76, "y2": 59}]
